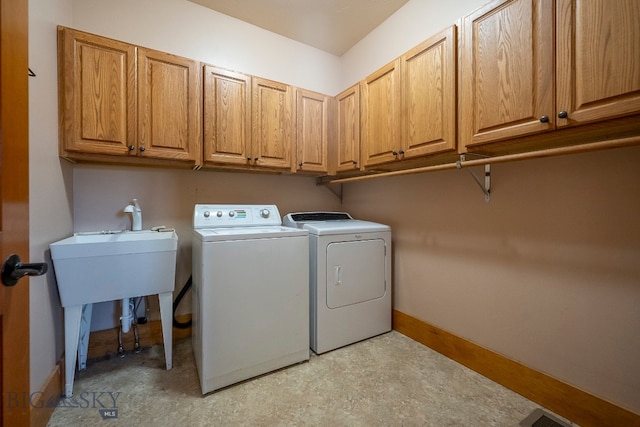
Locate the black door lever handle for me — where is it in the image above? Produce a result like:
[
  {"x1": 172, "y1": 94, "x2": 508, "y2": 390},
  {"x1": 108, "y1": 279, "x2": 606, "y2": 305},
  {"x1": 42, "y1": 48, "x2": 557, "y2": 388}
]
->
[{"x1": 1, "y1": 254, "x2": 48, "y2": 286}]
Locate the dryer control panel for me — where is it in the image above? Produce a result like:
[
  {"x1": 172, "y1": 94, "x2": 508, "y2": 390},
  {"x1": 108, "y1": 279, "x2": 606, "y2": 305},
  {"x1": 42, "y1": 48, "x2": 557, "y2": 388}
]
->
[{"x1": 194, "y1": 204, "x2": 281, "y2": 228}]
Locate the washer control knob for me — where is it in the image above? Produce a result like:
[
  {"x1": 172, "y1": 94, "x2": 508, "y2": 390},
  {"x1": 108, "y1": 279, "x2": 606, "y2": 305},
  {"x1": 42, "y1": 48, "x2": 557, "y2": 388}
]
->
[
  {"x1": 260, "y1": 209, "x2": 270, "y2": 218},
  {"x1": 203, "y1": 211, "x2": 210, "y2": 218},
  {"x1": 216, "y1": 211, "x2": 223, "y2": 218},
  {"x1": 228, "y1": 211, "x2": 235, "y2": 218}
]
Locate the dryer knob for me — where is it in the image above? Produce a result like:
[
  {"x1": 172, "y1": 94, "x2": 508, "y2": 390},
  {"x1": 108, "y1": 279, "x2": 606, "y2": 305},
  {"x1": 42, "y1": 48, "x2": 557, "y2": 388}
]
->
[
  {"x1": 228, "y1": 211, "x2": 235, "y2": 218},
  {"x1": 203, "y1": 211, "x2": 210, "y2": 218},
  {"x1": 260, "y1": 209, "x2": 270, "y2": 218},
  {"x1": 216, "y1": 211, "x2": 223, "y2": 218}
]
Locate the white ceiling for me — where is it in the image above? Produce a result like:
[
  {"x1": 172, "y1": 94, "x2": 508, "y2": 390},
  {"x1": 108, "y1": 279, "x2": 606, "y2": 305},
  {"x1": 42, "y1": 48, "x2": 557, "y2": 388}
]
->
[{"x1": 187, "y1": 0, "x2": 409, "y2": 56}]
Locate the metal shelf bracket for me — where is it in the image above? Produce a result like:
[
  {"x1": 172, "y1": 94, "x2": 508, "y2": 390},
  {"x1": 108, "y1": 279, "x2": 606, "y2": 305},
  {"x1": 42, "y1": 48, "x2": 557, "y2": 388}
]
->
[
  {"x1": 457, "y1": 154, "x2": 491, "y2": 202},
  {"x1": 324, "y1": 183, "x2": 343, "y2": 202}
]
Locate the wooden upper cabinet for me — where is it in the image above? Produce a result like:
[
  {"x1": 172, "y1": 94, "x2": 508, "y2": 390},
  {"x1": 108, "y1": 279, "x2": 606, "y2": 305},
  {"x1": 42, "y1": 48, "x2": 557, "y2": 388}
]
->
[
  {"x1": 138, "y1": 47, "x2": 202, "y2": 163},
  {"x1": 58, "y1": 26, "x2": 201, "y2": 166},
  {"x1": 402, "y1": 25, "x2": 457, "y2": 158},
  {"x1": 361, "y1": 58, "x2": 402, "y2": 167},
  {"x1": 296, "y1": 89, "x2": 329, "y2": 173},
  {"x1": 335, "y1": 84, "x2": 361, "y2": 172},
  {"x1": 58, "y1": 26, "x2": 136, "y2": 156},
  {"x1": 556, "y1": 0, "x2": 640, "y2": 127},
  {"x1": 459, "y1": 0, "x2": 554, "y2": 150},
  {"x1": 203, "y1": 65, "x2": 251, "y2": 166},
  {"x1": 252, "y1": 77, "x2": 294, "y2": 170}
]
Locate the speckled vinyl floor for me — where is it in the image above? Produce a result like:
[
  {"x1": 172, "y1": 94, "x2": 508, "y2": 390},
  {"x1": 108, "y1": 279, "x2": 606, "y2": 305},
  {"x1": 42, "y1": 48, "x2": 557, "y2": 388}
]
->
[{"x1": 47, "y1": 331, "x2": 571, "y2": 426}]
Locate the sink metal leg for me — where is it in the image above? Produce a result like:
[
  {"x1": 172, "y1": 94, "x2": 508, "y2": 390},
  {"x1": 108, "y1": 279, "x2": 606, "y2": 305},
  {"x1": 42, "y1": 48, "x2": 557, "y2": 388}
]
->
[
  {"x1": 158, "y1": 292, "x2": 173, "y2": 370},
  {"x1": 133, "y1": 322, "x2": 140, "y2": 353},
  {"x1": 117, "y1": 326, "x2": 125, "y2": 357},
  {"x1": 77, "y1": 303, "x2": 93, "y2": 371},
  {"x1": 63, "y1": 305, "x2": 83, "y2": 398}
]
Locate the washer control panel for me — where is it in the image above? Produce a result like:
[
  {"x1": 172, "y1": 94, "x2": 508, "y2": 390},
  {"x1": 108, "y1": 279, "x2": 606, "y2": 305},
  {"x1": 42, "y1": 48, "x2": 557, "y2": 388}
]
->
[{"x1": 194, "y1": 204, "x2": 281, "y2": 228}]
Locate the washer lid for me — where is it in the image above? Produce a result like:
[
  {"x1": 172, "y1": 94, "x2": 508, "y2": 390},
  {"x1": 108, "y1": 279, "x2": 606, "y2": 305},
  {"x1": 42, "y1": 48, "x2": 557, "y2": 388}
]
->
[{"x1": 194, "y1": 226, "x2": 307, "y2": 241}]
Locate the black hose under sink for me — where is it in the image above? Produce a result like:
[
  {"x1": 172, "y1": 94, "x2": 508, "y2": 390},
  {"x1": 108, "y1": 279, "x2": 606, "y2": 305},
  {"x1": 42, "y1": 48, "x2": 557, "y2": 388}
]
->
[{"x1": 173, "y1": 275, "x2": 192, "y2": 329}]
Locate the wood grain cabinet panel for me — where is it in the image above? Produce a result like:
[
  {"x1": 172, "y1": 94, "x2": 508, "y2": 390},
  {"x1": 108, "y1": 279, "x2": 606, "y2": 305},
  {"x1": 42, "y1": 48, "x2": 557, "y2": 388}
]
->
[
  {"x1": 203, "y1": 65, "x2": 252, "y2": 166},
  {"x1": 58, "y1": 27, "x2": 136, "y2": 156},
  {"x1": 138, "y1": 48, "x2": 201, "y2": 163},
  {"x1": 460, "y1": 0, "x2": 640, "y2": 152},
  {"x1": 361, "y1": 58, "x2": 402, "y2": 167},
  {"x1": 252, "y1": 77, "x2": 294, "y2": 170},
  {"x1": 556, "y1": 0, "x2": 640, "y2": 127},
  {"x1": 402, "y1": 25, "x2": 457, "y2": 158},
  {"x1": 58, "y1": 26, "x2": 201, "y2": 166},
  {"x1": 335, "y1": 84, "x2": 361, "y2": 172},
  {"x1": 459, "y1": 0, "x2": 554, "y2": 150},
  {"x1": 296, "y1": 89, "x2": 329, "y2": 173}
]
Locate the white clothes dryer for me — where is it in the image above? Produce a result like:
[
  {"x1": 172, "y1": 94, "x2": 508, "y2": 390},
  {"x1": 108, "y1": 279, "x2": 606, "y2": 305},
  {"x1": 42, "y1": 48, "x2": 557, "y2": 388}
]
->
[
  {"x1": 283, "y1": 212, "x2": 391, "y2": 354},
  {"x1": 193, "y1": 204, "x2": 309, "y2": 394}
]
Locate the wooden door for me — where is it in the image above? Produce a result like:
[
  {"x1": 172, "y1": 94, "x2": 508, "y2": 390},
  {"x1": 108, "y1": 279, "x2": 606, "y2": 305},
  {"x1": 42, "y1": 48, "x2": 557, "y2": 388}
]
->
[
  {"x1": 138, "y1": 48, "x2": 202, "y2": 164},
  {"x1": 203, "y1": 65, "x2": 252, "y2": 166},
  {"x1": 361, "y1": 58, "x2": 401, "y2": 167},
  {"x1": 402, "y1": 25, "x2": 457, "y2": 158},
  {"x1": 335, "y1": 84, "x2": 361, "y2": 172},
  {"x1": 556, "y1": 0, "x2": 640, "y2": 127},
  {"x1": 296, "y1": 89, "x2": 329, "y2": 173},
  {"x1": 1, "y1": 0, "x2": 32, "y2": 424},
  {"x1": 57, "y1": 27, "x2": 136, "y2": 157},
  {"x1": 459, "y1": 0, "x2": 554, "y2": 150},
  {"x1": 251, "y1": 77, "x2": 294, "y2": 170}
]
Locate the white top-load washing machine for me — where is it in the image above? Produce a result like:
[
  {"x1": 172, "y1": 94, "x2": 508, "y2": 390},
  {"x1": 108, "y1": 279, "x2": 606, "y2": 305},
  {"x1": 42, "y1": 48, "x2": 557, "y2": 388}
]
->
[
  {"x1": 283, "y1": 212, "x2": 391, "y2": 354},
  {"x1": 192, "y1": 204, "x2": 309, "y2": 394}
]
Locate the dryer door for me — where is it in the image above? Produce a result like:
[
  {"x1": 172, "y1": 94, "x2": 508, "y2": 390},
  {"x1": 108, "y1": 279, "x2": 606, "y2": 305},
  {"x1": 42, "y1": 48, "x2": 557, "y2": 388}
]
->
[{"x1": 326, "y1": 239, "x2": 386, "y2": 309}]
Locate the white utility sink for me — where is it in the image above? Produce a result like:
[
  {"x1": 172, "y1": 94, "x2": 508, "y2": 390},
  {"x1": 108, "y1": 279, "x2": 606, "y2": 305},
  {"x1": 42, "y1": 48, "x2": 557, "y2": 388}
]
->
[
  {"x1": 50, "y1": 229, "x2": 178, "y2": 398},
  {"x1": 50, "y1": 230, "x2": 177, "y2": 306}
]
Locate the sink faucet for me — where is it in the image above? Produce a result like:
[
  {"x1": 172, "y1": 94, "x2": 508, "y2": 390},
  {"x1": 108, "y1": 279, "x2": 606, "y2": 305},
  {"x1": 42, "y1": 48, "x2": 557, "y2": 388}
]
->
[{"x1": 123, "y1": 199, "x2": 142, "y2": 231}]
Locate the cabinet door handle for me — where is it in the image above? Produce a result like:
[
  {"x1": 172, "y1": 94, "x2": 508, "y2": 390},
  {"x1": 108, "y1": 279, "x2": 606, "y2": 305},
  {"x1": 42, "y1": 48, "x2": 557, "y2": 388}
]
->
[
  {"x1": 392, "y1": 151, "x2": 398, "y2": 156},
  {"x1": 128, "y1": 145, "x2": 135, "y2": 151},
  {"x1": 247, "y1": 156, "x2": 252, "y2": 161},
  {"x1": 398, "y1": 150, "x2": 405, "y2": 155},
  {"x1": 298, "y1": 162, "x2": 303, "y2": 168},
  {"x1": 352, "y1": 160, "x2": 357, "y2": 165},
  {"x1": 254, "y1": 157, "x2": 259, "y2": 162},
  {"x1": 139, "y1": 146, "x2": 146, "y2": 152},
  {"x1": 539, "y1": 115, "x2": 550, "y2": 123},
  {"x1": 558, "y1": 111, "x2": 568, "y2": 119}
]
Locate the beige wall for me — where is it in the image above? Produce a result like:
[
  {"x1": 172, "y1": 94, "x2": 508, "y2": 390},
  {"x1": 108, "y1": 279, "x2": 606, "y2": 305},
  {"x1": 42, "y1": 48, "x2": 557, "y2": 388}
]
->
[
  {"x1": 343, "y1": 145, "x2": 640, "y2": 413},
  {"x1": 71, "y1": 0, "x2": 341, "y2": 95},
  {"x1": 28, "y1": 0, "x2": 639, "y2": 416},
  {"x1": 28, "y1": 0, "x2": 74, "y2": 393},
  {"x1": 339, "y1": 0, "x2": 486, "y2": 91}
]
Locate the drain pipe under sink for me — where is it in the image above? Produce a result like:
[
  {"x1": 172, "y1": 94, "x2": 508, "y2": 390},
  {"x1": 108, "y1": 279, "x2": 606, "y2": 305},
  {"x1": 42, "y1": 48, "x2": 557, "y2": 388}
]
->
[{"x1": 121, "y1": 298, "x2": 133, "y2": 333}]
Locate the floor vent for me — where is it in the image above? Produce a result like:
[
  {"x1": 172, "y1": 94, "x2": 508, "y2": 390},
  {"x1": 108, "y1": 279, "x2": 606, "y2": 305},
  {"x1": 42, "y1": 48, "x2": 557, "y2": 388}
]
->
[{"x1": 520, "y1": 409, "x2": 573, "y2": 427}]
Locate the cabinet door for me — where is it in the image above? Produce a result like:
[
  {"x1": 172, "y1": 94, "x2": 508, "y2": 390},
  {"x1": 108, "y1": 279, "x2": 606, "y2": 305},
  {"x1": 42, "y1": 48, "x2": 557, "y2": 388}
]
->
[
  {"x1": 296, "y1": 89, "x2": 329, "y2": 173},
  {"x1": 459, "y1": 0, "x2": 554, "y2": 149},
  {"x1": 335, "y1": 84, "x2": 361, "y2": 172},
  {"x1": 361, "y1": 58, "x2": 401, "y2": 167},
  {"x1": 402, "y1": 25, "x2": 457, "y2": 158},
  {"x1": 203, "y1": 65, "x2": 251, "y2": 166},
  {"x1": 58, "y1": 27, "x2": 136, "y2": 156},
  {"x1": 251, "y1": 77, "x2": 294, "y2": 170},
  {"x1": 556, "y1": 0, "x2": 640, "y2": 127},
  {"x1": 138, "y1": 48, "x2": 201, "y2": 163}
]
